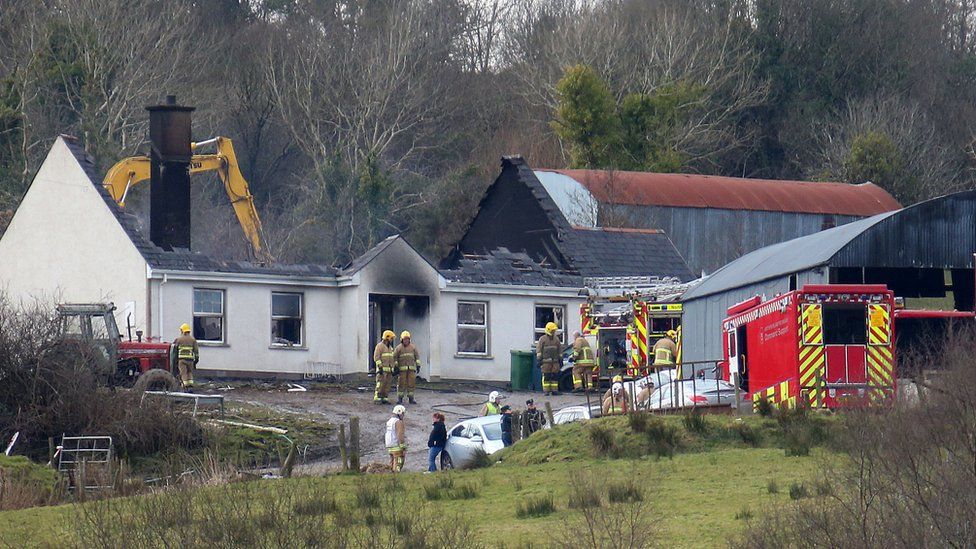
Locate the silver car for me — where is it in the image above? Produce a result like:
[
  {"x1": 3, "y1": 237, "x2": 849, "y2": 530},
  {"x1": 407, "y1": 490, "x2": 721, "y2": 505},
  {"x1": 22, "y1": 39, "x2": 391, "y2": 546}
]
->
[
  {"x1": 441, "y1": 416, "x2": 506, "y2": 469},
  {"x1": 551, "y1": 405, "x2": 601, "y2": 425},
  {"x1": 645, "y1": 378, "x2": 738, "y2": 410}
]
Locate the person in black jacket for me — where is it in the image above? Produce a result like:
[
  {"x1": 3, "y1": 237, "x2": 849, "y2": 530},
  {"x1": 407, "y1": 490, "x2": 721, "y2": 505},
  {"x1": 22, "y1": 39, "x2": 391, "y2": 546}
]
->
[
  {"x1": 523, "y1": 399, "x2": 547, "y2": 435},
  {"x1": 500, "y1": 405, "x2": 513, "y2": 447},
  {"x1": 427, "y1": 412, "x2": 447, "y2": 472}
]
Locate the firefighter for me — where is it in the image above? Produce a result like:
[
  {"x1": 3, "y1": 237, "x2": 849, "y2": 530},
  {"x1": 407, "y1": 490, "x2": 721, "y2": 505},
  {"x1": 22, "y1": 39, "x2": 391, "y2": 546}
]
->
[
  {"x1": 174, "y1": 323, "x2": 199, "y2": 389},
  {"x1": 394, "y1": 331, "x2": 420, "y2": 404},
  {"x1": 602, "y1": 381, "x2": 630, "y2": 415},
  {"x1": 571, "y1": 331, "x2": 597, "y2": 393},
  {"x1": 652, "y1": 329, "x2": 678, "y2": 368},
  {"x1": 385, "y1": 404, "x2": 407, "y2": 472},
  {"x1": 603, "y1": 374, "x2": 625, "y2": 402},
  {"x1": 536, "y1": 321, "x2": 562, "y2": 396},
  {"x1": 480, "y1": 391, "x2": 502, "y2": 416},
  {"x1": 373, "y1": 330, "x2": 396, "y2": 404}
]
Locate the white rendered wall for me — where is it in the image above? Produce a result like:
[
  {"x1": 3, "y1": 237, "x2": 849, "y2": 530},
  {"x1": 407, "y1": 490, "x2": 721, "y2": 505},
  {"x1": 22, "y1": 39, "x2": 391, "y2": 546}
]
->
[
  {"x1": 0, "y1": 138, "x2": 148, "y2": 330},
  {"x1": 153, "y1": 276, "x2": 341, "y2": 377}
]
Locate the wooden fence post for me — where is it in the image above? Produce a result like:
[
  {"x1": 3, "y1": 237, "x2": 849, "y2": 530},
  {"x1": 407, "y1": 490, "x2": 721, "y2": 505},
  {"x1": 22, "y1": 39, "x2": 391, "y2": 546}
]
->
[
  {"x1": 511, "y1": 411, "x2": 521, "y2": 442},
  {"x1": 338, "y1": 423, "x2": 348, "y2": 471},
  {"x1": 544, "y1": 402, "x2": 555, "y2": 427},
  {"x1": 349, "y1": 417, "x2": 361, "y2": 472}
]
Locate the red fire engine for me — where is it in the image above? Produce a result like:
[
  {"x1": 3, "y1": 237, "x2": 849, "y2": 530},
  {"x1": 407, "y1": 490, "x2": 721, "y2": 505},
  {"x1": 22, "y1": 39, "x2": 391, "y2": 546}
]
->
[
  {"x1": 579, "y1": 299, "x2": 682, "y2": 379},
  {"x1": 721, "y1": 284, "x2": 897, "y2": 409}
]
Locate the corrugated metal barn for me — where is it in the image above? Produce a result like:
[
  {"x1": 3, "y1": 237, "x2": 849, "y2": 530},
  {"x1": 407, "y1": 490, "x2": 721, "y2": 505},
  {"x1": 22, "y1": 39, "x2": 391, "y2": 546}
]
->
[
  {"x1": 534, "y1": 169, "x2": 901, "y2": 274},
  {"x1": 681, "y1": 190, "x2": 976, "y2": 366}
]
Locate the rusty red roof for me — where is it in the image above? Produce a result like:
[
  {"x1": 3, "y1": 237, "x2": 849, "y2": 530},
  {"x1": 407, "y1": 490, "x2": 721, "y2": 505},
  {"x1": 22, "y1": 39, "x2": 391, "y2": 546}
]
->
[{"x1": 540, "y1": 169, "x2": 901, "y2": 216}]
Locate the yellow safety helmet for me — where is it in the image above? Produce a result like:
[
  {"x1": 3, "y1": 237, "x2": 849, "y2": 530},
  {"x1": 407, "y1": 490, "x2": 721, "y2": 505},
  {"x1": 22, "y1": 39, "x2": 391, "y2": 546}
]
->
[
  {"x1": 180, "y1": 323, "x2": 191, "y2": 333},
  {"x1": 545, "y1": 321, "x2": 558, "y2": 335},
  {"x1": 612, "y1": 374, "x2": 623, "y2": 383},
  {"x1": 382, "y1": 330, "x2": 395, "y2": 340},
  {"x1": 666, "y1": 329, "x2": 677, "y2": 339},
  {"x1": 400, "y1": 331, "x2": 411, "y2": 340}
]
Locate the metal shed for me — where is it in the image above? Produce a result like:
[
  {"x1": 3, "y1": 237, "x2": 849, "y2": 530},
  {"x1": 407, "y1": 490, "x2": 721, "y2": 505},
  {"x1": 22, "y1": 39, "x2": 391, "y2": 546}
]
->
[{"x1": 681, "y1": 190, "x2": 976, "y2": 365}]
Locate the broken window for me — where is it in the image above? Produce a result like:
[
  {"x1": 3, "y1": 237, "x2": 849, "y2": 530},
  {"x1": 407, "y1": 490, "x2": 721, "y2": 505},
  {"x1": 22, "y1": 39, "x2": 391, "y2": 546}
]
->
[
  {"x1": 457, "y1": 301, "x2": 488, "y2": 355},
  {"x1": 193, "y1": 289, "x2": 225, "y2": 343},
  {"x1": 271, "y1": 292, "x2": 303, "y2": 347},
  {"x1": 534, "y1": 304, "x2": 566, "y2": 344}
]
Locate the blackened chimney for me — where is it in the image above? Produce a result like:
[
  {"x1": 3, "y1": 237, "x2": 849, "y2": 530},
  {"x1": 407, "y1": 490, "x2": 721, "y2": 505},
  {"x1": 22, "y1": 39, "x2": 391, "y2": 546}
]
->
[{"x1": 146, "y1": 95, "x2": 194, "y2": 250}]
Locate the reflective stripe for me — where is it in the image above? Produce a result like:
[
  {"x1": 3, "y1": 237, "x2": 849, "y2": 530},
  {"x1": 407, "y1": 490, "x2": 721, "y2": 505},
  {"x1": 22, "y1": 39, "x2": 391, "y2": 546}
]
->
[
  {"x1": 653, "y1": 347, "x2": 673, "y2": 365},
  {"x1": 177, "y1": 345, "x2": 195, "y2": 359}
]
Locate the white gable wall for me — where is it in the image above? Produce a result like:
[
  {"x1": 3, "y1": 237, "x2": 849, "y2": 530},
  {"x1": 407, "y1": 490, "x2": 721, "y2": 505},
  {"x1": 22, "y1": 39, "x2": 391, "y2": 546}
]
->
[{"x1": 0, "y1": 138, "x2": 148, "y2": 331}]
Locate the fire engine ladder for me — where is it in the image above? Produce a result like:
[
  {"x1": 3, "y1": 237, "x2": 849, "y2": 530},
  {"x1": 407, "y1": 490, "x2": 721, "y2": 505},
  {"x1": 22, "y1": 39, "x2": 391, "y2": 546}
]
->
[
  {"x1": 583, "y1": 276, "x2": 701, "y2": 300},
  {"x1": 57, "y1": 435, "x2": 114, "y2": 492}
]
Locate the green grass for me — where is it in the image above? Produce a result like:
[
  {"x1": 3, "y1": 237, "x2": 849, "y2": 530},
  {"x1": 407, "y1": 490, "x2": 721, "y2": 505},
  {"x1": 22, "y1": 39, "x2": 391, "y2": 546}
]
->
[
  {"x1": 0, "y1": 411, "x2": 840, "y2": 548},
  {"x1": 0, "y1": 446, "x2": 832, "y2": 548}
]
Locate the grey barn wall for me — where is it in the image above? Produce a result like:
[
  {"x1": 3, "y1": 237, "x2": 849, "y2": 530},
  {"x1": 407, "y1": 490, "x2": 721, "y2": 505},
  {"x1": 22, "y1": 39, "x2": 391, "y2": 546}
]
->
[
  {"x1": 607, "y1": 204, "x2": 859, "y2": 274},
  {"x1": 681, "y1": 268, "x2": 827, "y2": 366}
]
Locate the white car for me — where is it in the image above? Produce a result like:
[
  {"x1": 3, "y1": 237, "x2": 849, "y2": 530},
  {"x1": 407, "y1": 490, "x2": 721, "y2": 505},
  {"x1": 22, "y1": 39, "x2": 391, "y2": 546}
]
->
[
  {"x1": 645, "y1": 378, "x2": 738, "y2": 410},
  {"x1": 551, "y1": 405, "x2": 600, "y2": 425},
  {"x1": 441, "y1": 416, "x2": 506, "y2": 469}
]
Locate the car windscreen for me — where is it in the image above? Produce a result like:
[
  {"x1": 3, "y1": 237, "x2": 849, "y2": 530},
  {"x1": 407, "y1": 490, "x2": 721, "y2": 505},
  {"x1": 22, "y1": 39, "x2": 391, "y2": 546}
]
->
[{"x1": 481, "y1": 422, "x2": 502, "y2": 441}]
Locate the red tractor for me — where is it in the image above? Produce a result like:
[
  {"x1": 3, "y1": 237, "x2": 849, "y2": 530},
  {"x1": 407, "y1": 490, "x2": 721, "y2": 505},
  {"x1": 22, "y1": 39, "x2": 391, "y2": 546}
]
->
[{"x1": 56, "y1": 303, "x2": 180, "y2": 391}]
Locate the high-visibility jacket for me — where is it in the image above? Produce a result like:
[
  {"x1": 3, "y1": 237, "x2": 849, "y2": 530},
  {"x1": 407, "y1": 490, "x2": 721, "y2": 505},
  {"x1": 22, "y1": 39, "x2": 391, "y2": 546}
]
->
[
  {"x1": 652, "y1": 337, "x2": 677, "y2": 366},
  {"x1": 573, "y1": 337, "x2": 596, "y2": 366},
  {"x1": 174, "y1": 334, "x2": 199, "y2": 361},
  {"x1": 394, "y1": 343, "x2": 420, "y2": 371},
  {"x1": 374, "y1": 342, "x2": 395, "y2": 372},
  {"x1": 482, "y1": 402, "x2": 500, "y2": 416}
]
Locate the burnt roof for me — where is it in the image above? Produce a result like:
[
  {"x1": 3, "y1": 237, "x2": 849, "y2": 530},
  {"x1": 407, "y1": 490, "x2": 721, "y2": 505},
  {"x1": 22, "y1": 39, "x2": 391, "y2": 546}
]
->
[
  {"x1": 539, "y1": 169, "x2": 901, "y2": 216},
  {"x1": 442, "y1": 248, "x2": 582, "y2": 287},
  {"x1": 562, "y1": 227, "x2": 694, "y2": 281},
  {"x1": 61, "y1": 135, "x2": 338, "y2": 278}
]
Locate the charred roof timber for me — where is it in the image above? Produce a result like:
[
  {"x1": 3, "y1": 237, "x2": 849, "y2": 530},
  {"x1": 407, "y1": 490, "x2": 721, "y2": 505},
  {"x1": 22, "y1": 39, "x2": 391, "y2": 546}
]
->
[{"x1": 146, "y1": 95, "x2": 194, "y2": 251}]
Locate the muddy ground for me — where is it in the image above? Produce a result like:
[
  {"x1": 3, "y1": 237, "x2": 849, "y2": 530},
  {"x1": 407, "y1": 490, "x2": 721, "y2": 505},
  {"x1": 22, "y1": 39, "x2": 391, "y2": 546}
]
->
[{"x1": 224, "y1": 381, "x2": 593, "y2": 473}]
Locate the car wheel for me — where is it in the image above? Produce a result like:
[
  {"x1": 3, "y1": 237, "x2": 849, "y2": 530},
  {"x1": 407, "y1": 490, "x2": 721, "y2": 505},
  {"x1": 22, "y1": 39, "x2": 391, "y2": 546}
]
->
[{"x1": 440, "y1": 451, "x2": 454, "y2": 470}]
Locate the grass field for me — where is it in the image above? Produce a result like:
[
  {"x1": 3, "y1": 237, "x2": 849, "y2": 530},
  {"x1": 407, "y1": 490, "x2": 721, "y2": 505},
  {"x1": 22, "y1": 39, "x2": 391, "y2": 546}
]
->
[{"x1": 0, "y1": 414, "x2": 837, "y2": 548}]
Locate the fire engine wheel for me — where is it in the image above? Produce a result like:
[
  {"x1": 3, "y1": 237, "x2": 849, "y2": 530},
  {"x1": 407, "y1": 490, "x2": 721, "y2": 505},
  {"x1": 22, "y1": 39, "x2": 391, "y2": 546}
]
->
[{"x1": 133, "y1": 369, "x2": 179, "y2": 393}]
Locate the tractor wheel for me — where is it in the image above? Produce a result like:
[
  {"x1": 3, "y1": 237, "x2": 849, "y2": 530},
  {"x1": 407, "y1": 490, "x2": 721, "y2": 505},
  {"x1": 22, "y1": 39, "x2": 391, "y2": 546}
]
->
[{"x1": 133, "y1": 369, "x2": 179, "y2": 393}]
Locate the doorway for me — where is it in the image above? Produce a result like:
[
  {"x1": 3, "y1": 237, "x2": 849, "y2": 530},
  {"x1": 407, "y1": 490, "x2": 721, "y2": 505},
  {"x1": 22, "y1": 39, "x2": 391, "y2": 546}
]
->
[{"x1": 367, "y1": 294, "x2": 430, "y2": 376}]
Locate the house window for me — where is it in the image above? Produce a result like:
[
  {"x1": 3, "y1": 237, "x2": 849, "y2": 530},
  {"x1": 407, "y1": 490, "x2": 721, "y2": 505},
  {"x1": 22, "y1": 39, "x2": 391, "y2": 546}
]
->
[
  {"x1": 271, "y1": 292, "x2": 303, "y2": 346},
  {"x1": 457, "y1": 301, "x2": 489, "y2": 355},
  {"x1": 193, "y1": 289, "x2": 225, "y2": 343},
  {"x1": 534, "y1": 304, "x2": 566, "y2": 343}
]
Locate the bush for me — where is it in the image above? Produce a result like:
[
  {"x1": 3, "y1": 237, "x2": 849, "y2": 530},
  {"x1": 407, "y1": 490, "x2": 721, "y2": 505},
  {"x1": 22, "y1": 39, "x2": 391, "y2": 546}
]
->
[
  {"x1": 448, "y1": 483, "x2": 479, "y2": 500},
  {"x1": 355, "y1": 479, "x2": 381, "y2": 508},
  {"x1": 607, "y1": 479, "x2": 643, "y2": 503},
  {"x1": 628, "y1": 412, "x2": 650, "y2": 433},
  {"x1": 814, "y1": 478, "x2": 833, "y2": 497},
  {"x1": 734, "y1": 422, "x2": 762, "y2": 447},
  {"x1": 587, "y1": 423, "x2": 619, "y2": 458},
  {"x1": 643, "y1": 418, "x2": 680, "y2": 458},
  {"x1": 735, "y1": 506, "x2": 753, "y2": 521},
  {"x1": 766, "y1": 479, "x2": 779, "y2": 494},
  {"x1": 292, "y1": 493, "x2": 338, "y2": 516},
  {"x1": 754, "y1": 398, "x2": 774, "y2": 418},
  {"x1": 567, "y1": 474, "x2": 603, "y2": 509},
  {"x1": 683, "y1": 410, "x2": 708, "y2": 434},
  {"x1": 462, "y1": 448, "x2": 494, "y2": 470},
  {"x1": 516, "y1": 493, "x2": 555, "y2": 518},
  {"x1": 788, "y1": 482, "x2": 808, "y2": 500}
]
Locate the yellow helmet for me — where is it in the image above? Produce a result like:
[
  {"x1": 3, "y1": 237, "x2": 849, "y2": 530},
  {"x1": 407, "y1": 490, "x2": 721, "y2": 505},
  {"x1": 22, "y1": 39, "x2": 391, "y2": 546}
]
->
[
  {"x1": 666, "y1": 329, "x2": 677, "y2": 339},
  {"x1": 382, "y1": 330, "x2": 395, "y2": 340},
  {"x1": 400, "y1": 331, "x2": 411, "y2": 340},
  {"x1": 545, "y1": 321, "x2": 558, "y2": 335},
  {"x1": 180, "y1": 323, "x2": 191, "y2": 333},
  {"x1": 612, "y1": 374, "x2": 623, "y2": 383}
]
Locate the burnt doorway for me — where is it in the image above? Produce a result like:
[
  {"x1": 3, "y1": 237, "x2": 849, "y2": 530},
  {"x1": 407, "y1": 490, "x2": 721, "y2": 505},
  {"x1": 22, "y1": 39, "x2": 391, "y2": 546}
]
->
[{"x1": 367, "y1": 294, "x2": 430, "y2": 376}]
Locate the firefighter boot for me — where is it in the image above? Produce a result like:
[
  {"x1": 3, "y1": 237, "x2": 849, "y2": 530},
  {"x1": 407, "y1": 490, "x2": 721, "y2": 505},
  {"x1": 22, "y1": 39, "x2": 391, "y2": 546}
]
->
[
  {"x1": 397, "y1": 396, "x2": 403, "y2": 404},
  {"x1": 409, "y1": 396, "x2": 416, "y2": 404}
]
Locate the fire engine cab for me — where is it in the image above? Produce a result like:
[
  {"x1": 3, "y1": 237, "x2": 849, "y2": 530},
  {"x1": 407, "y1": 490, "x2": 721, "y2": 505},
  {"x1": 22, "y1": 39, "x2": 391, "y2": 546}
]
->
[{"x1": 721, "y1": 285, "x2": 897, "y2": 409}]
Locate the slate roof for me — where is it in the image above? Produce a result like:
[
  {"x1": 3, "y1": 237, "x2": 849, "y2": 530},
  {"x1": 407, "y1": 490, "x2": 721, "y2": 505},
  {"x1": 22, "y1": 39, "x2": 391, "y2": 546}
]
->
[
  {"x1": 561, "y1": 227, "x2": 695, "y2": 281},
  {"x1": 61, "y1": 135, "x2": 338, "y2": 278},
  {"x1": 441, "y1": 248, "x2": 582, "y2": 287}
]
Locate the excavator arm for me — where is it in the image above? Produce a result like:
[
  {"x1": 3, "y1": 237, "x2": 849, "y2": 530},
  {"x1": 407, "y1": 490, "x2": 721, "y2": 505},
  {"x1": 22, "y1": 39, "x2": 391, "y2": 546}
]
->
[{"x1": 102, "y1": 137, "x2": 272, "y2": 262}]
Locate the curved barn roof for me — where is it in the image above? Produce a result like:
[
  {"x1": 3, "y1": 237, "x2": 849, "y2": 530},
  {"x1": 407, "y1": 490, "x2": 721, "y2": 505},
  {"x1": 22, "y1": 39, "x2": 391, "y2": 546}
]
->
[
  {"x1": 682, "y1": 189, "x2": 976, "y2": 301},
  {"x1": 536, "y1": 169, "x2": 901, "y2": 216}
]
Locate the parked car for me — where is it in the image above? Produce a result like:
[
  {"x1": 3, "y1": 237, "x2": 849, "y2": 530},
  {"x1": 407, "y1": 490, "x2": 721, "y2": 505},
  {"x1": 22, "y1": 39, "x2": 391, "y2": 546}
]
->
[
  {"x1": 644, "y1": 378, "x2": 738, "y2": 410},
  {"x1": 550, "y1": 404, "x2": 601, "y2": 426},
  {"x1": 441, "y1": 416, "x2": 506, "y2": 469}
]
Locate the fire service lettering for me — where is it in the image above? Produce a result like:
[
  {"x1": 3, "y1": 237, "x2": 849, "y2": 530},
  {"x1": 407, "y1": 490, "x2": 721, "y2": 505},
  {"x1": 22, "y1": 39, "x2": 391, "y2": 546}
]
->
[{"x1": 760, "y1": 317, "x2": 789, "y2": 343}]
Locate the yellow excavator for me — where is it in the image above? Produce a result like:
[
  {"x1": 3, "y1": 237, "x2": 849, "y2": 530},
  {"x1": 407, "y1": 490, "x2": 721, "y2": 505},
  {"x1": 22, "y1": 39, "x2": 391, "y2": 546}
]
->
[{"x1": 102, "y1": 137, "x2": 272, "y2": 262}]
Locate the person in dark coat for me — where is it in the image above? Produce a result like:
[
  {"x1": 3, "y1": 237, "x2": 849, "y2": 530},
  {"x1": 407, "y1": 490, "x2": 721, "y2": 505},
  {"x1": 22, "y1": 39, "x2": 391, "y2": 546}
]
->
[
  {"x1": 523, "y1": 399, "x2": 547, "y2": 434},
  {"x1": 427, "y1": 412, "x2": 447, "y2": 472},
  {"x1": 500, "y1": 405, "x2": 513, "y2": 447}
]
